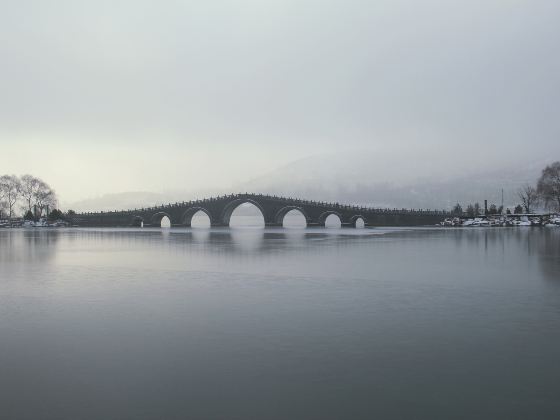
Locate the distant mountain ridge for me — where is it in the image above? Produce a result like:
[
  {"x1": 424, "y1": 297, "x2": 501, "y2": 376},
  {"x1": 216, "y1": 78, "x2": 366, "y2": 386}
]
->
[
  {"x1": 63, "y1": 191, "x2": 178, "y2": 212},
  {"x1": 234, "y1": 153, "x2": 552, "y2": 210},
  {"x1": 64, "y1": 153, "x2": 555, "y2": 212}
]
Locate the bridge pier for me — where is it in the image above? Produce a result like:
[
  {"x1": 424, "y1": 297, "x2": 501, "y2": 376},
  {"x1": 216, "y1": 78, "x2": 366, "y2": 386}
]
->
[{"x1": 210, "y1": 222, "x2": 227, "y2": 228}]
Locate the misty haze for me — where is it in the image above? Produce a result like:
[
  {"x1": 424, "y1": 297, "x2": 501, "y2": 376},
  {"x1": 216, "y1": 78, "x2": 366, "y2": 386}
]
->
[{"x1": 1, "y1": 1, "x2": 560, "y2": 419}]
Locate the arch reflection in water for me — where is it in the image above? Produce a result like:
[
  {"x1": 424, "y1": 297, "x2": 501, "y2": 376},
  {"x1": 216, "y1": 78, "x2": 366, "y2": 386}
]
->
[
  {"x1": 229, "y1": 229, "x2": 265, "y2": 252},
  {"x1": 192, "y1": 228, "x2": 211, "y2": 240},
  {"x1": 228, "y1": 202, "x2": 265, "y2": 228}
]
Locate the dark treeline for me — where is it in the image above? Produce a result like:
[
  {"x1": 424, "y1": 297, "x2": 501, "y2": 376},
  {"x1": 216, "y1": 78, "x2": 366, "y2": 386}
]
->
[{"x1": 451, "y1": 161, "x2": 560, "y2": 217}]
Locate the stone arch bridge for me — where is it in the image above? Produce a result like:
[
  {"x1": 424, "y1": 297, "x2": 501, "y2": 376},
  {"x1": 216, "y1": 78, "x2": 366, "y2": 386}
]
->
[{"x1": 70, "y1": 193, "x2": 448, "y2": 228}]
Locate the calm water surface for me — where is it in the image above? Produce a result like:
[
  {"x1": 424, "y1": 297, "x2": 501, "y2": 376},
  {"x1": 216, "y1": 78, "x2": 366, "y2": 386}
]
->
[{"x1": 1, "y1": 226, "x2": 560, "y2": 419}]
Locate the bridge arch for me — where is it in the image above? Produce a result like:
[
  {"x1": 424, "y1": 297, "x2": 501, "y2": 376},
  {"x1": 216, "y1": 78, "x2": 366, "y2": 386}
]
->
[
  {"x1": 351, "y1": 215, "x2": 367, "y2": 228},
  {"x1": 131, "y1": 215, "x2": 144, "y2": 227},
  {"x1": 275, "y1": 206, "x2": 308, "y2": 227},
  {"x1": 151, "y1": 212, "x2": 172, "y2": 228},
  {"x1": 221, "y1": 198, "x2": 266, "y2": 227},
  {"x1": 318, "y1": 211, "x2": 342, "y2": 228},
  {"x1": 182, "y1": 207, "x2": 212, "y2": 227}
]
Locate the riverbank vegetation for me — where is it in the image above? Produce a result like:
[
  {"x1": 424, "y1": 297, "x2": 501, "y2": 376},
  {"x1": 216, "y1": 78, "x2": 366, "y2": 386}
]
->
[
  {"x1": 450, "y1": 161, "x2": 560, "y2": 218},
  {"x1": 0, "y1": 175, "x2": 64, "y2": 221}
]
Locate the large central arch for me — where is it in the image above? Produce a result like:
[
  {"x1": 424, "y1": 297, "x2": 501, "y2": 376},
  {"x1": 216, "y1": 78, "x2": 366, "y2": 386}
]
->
[{"x1": 221, "y1": 198, "x2": 267, "y2": 226}]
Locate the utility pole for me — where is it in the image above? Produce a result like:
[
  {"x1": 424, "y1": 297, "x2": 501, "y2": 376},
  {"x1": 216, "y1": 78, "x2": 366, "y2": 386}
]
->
[{"x1": 501, "y1": 188, "x2": 504, "y2": 214}]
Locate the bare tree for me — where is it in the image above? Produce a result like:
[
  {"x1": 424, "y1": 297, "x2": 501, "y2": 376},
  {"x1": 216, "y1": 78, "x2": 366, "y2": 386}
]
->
[
  {"x1": 537, "y1": 162, "x2": 560, "y2": 211},
  {"x1": 18, "y1": 175, "x2": 58, "y2": 218},
  {"x1": 35, "y1": 187, "x2": 57, "y2": 217},
  {"x1": 20, "y1": 174, "x2": 44, "y2": 214},
  {"x1": 518, "y1": 184, "x2": 539, "y2": 213},
  {"x1": 452, "y1": 203, "x2": 463, "y2": 215},
  {"x1": 0, "y1": 182, "x2": 5, "y2": 209},
  {"x1": 0, "y1": 175, "x2": 22, "y2": 218},
  {"x1": 473, "y1": 202, "x2": 481, "y2": 216}
]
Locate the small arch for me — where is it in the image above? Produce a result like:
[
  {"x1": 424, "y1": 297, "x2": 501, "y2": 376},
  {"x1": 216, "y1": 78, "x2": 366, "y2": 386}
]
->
[
  {"x1": 131, "y1": 216, "x2": 144, "y2": 227},
  {"x1": 151, "y1": 212, "x2": 172, "y2": 228},
  {"x1": 222, "y1": 199, "x2": 265, "y2": 228},
  {"x1": 318, "y1": 211, "x2": 342, "y2": 228},
  {"x1": 276, "y1": 207, "x2": 308, "y2": 228},
  {"x1": 160, "y1": 216, "x2": 171, "y2": 228},
  {"x1": 182, "y1": 207, "x2": 212, "y2": 227},
  {"x1": 325, "y1": 214, "x2": 342, "y2": 228},
  {"x1": 351, "y1": 215, "x2": 367, "y2": 228}
]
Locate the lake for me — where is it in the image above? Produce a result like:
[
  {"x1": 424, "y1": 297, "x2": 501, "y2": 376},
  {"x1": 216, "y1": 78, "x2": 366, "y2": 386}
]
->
[{"x1": 1, "y1": 226, "x2": 560, "y2": 419}]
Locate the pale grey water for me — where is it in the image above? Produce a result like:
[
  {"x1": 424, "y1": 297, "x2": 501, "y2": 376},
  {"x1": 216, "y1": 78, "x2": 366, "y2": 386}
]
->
[{"x1": 1, "y1": 226, "x2": 560, "y2": 420}]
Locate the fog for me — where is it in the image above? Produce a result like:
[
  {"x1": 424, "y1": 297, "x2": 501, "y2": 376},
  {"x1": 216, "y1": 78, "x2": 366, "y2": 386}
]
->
[{"x1": 1, "y1": 0, "x2": 559, "y2": 204}]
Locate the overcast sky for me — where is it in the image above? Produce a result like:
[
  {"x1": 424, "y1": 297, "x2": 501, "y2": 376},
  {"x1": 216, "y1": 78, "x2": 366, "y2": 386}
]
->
[{"x1": 1, "y1": 0, "x2": 559, "y2": 202}]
